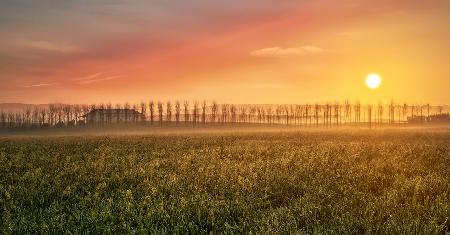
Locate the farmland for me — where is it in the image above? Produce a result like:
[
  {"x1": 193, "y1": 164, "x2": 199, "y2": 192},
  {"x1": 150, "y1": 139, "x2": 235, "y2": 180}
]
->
[{"x1": 1, "y1": 129, "x2": 449, "y2": 234}]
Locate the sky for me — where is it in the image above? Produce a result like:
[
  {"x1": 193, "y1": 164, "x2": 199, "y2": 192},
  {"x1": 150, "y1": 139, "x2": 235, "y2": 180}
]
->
[{"x1": 0, "y1": 0, "x2": 449, "y2": 105}]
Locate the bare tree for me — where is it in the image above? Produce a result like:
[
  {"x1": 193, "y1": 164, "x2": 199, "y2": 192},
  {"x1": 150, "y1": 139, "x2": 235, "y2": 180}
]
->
[
  {"x1": 438, "y1": 105, "x2": 443, "y2": 115},
  {"x1": 0, "y1": 111, "x2": 5, "y2": 128},
  {"x1": 249, "y1": 107, "x2": 256, "y2": 124},
  {"x1": 39, "y1": 108, "x2": 47, "y2": 127},
  {"x1": 7, "y1": 113, "x2": 14, "y2": 128},
  {"x1": 240, "y1": 106, "x2": 247, "y2": 124},
  {"x1": 266, "y1": 107, "x2": 272, "y2": 125},
  {"x1": 305, "y1": 104, "x2": 311, "y2": 126},
  {"x1": 201, "y1": 101, "x2": 207, "y2": 124},
  {"x1": 323, "y1": 103, "x2": 330, "y2": 126},
  {"x1": 260, "y1": 108, "x2": 266, "y2": 125},
  {"x1": 284, "y1": 105, "x2": 290, "y2": 125},
  {"x1": 344, "y1": 100, "x2": 351, "y2": 124},
  {"x1": 157, "y1": 102, "x2": 163, "y2": 125},
  {"x1": 293, "y1": 105, "x2": 299, "y2": 125},
  {"x1": 388, "y1": 101, "x2": 395, "y2": 124},
  {"x1": 221, "y1": 104, "x2": 228, "y2": 124},
  {"x1": 49, "y1": 104, "x2": 56, "y2": 127},
  {"x1": 230, "y1": 104, "x2": 237, "y2": 124},
  {"x1": 73, "y1": 105, "x2": 81, "y2": 125},
  {"x1": 275, "y1": 106, "x2": 282, "y2": 125},
  {"x1": 16, "y1": 113, "x2": 23, "y2": 128},
  {"x1": 56, "y1": 105, "x2": 64, "y2": 126},
  {"x1": 288, "y1": 105, "x2": 294, "y2": 126},
  {"x1": 377, "y1": 102, "x2": 384, "y2": 125},
  {"x1": 175, "y1": 101, "x2": 181, "y2": 125},
  {"x1": 31, "y1": 107, "x2": 39, "y2": 127},
  {"x1": 149, "y1": 101, "x2": 155, "y2": 124},
  {"x1": 260, "y1": 107, "x2": 264, "y2": 125},
  {"x1": 63, "y1": 105, "x2": 72, "y2": 125},
  {"x1": 98, "y1": 103, "x2": 105, "y2": 124},
  {"x1": 410, "y1": 104, "x2": 415, "y2": 121},
  {"x1": 140, "y1": 102, "x2": 147, "y2": 122},
  {"x1": 166, "y1": 101, "x2": 172, "y2": 122},
  {"x1": 81, "y1": 104, "x2": 90, "y2": 124},
  {"x1": 89, "y1": 103, "x2": 97, "y2": 124},
  {"x1": 354, "y1": 101, "x2": 361, "y2": 124},
  {"x1": 334, "y1": 102, "x2": 340, "y2": 126},
  {"x1": 314, "y1": 104, "x2": 319, "y2": 127},
  {"x1": 211, "y1": 101, "x2": 218, "y2": 124},
  {"x1": 24, "y1": 107, "x2": 32, "y2": 127},
  {"x1": 419, "y1": 104, "x2": 424, "y2": 123},
  {"x1": 115, "y1": 103, "x2": 122, "y2": 123},
  {"x1": 81, "y1": 104, "x2": 90, "y2": 114},
  {"x1": 329, "y1": 103, "x2": 332, "y2": 125},
  {"x1": 184, "y1": 101, "x2": 189, "y2": 124},
  {"x1": 132, "y1": 103, "x2": 139, "y2": 123},
  {"x1": 193, "y1": 101, "x2": 199, "y2": 125},
  {"x1": 402, "y1": 103, "x2": 408, "y2": 123},
  {"x1": 105, "y1": 103, "x2": 112, "y2": 124}
]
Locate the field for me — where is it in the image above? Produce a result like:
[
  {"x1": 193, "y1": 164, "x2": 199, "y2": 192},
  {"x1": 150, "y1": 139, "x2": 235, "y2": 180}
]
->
[{"x1": 1, "y1": 129, "x2": 449, "y2": 234}]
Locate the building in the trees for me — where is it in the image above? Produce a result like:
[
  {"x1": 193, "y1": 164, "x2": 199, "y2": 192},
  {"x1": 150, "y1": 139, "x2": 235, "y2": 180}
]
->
[{"x1": 82, "y1": 109, "x2": 145, "y2": 124}]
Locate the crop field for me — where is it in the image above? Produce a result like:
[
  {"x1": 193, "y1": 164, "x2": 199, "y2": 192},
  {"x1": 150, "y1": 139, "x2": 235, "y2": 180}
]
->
[{"x1": 0, "y1": 130, "x2": 449, "y2": 234}]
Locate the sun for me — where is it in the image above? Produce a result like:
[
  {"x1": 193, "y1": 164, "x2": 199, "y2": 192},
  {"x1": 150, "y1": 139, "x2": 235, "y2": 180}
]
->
[{"x1": 366, "y1": 73, "x2": 382, "y2": 89}]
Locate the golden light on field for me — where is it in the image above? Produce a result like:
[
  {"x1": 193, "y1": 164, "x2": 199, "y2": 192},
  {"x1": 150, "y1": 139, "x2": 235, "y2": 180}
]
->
[{"x1": 365, "y1": 73, "x2": 382, "y2": 90}]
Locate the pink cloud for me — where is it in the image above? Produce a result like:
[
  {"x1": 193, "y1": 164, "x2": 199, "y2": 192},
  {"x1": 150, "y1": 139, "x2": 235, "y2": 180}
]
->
[{"x1": 250, "y1": 46, "x2": 324, "y2": 58}]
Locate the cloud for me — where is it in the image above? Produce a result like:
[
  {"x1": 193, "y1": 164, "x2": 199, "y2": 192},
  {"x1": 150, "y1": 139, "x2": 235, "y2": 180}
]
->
[
  {"x1": 20, "y1": 72, "x2": 120, "y2": 88},
  {"x1": 72, "y1": 72, "x2": 106, "y2": 81},
  {"x1": 250, "y1": 46, "x2": 324, "y2": 58},
  {"x1": 23, "y1": 83, "x2": 55, "y2": 88},
  {"x1": 72, "y1": 72, "x2": 121, "y2": 84},
  {"x1": 17, "y1": 40, "x2": 79, "y2": 53},
  {"x1": 77, "y1": 75, "x2": 121, "y2": 85}
]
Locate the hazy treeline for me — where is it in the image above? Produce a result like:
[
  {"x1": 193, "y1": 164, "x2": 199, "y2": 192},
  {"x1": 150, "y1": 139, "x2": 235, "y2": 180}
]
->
[{"x1": 0, "y1": 101, "x2": 448, "y2": 129}]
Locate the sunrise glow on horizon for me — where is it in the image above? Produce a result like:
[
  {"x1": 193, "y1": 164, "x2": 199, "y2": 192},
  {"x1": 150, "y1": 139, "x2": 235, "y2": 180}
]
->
[{"x1": 0, "y1": 1, "x2": 449, "y2": 105}]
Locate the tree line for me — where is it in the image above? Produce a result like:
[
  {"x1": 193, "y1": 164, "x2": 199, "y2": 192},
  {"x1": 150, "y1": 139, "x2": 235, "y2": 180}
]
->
[{"x1": 0, "y1": 101, "x2": 447, "y2": 129}]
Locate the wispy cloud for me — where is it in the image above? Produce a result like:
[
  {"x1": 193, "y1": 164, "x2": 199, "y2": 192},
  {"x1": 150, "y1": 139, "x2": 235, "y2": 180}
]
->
[
  {"x1": 72, "y1": 72, "x2": 106, "y2": 81},
  {"x1": 77, "y1": 75, "x2": 121, "y2": 85},
  {"x1": 21, "y1": 72, "x2": 120, "y2": 88},
  {"x1": 23, "y1": 83, "x2": 56, "y2": 88},
  {"x1": 72, "y1": 72, "x2": 121, "y2": 84},
  {"x1": 250, "y1": 46, "x2": 324, "y2": 58},
  {"x1": 17, "y1": 40, "x2": 79, "y2": 53}
]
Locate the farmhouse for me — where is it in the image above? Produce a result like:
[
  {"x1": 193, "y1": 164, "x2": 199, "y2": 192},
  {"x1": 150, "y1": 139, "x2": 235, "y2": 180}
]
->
[{"x1": 83, "y1": 109, "x2": 145, "y2": 124}]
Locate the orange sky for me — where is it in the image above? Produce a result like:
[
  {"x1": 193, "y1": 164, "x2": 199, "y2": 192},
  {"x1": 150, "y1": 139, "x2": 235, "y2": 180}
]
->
[{"x1": 1, "y1": 0, "x2": 449, "y2": 105}]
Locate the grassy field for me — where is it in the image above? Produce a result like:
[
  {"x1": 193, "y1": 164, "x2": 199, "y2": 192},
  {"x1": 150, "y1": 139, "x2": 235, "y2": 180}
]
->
[{"x1": 0, "y1": 130, "x2": 449, "y2": 234}]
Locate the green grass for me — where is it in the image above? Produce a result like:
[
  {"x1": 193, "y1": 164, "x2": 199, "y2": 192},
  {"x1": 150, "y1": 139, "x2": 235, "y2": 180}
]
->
[{"x1": 0, "y1": 130, "x2": 449, "y2": 234}]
